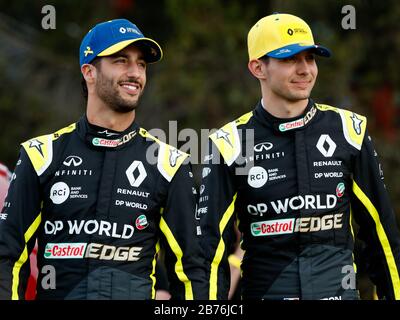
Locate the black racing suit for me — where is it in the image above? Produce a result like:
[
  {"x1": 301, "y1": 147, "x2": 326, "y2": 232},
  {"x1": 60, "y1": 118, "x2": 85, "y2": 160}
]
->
[
  {"x1": 199, "y1": 99, "x2": 400, "y2": 300},
  {"x1": 0, "y1": 115, "x2": 207, "y2": 300}
]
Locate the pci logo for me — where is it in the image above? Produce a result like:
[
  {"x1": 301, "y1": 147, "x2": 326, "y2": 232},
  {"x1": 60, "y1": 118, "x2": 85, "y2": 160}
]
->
[
  {"x1": 251, "y1": 218, "x2": 295, "y2": 236},
  {"x1": 247, "y1": 166, "x2": 268, "y2": 188},
  {"x1": 44, "y1": 243, "x2": 87, "y2": 259}
]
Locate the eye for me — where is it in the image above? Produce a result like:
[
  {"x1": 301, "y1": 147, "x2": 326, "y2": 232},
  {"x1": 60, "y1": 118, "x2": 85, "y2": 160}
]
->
[
  {"x1": 114, "y1": 58, "x2": 127, "y2": 64},
  {"x1": 306, "y1": 54, "x2": 316, "y2": 61},
  {"x1": 281, "y1": 56, "x2": 296, "y2": 63},
  {"x1": 138, "y1": 61, "x2": 147, "y2": 69}
]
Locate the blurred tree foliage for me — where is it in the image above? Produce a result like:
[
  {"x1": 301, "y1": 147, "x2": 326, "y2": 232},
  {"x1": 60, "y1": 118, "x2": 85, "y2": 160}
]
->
[{"x1": 0, "y1": 0, "x2": 399, "y2": 298}]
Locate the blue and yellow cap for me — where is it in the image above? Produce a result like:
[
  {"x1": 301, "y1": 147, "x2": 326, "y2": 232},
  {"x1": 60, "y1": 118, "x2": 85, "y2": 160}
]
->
[
  {"x1": 79, "y1": 19, "x2": 163, "y2": 66},
  {"x1": 247, "y1": 13, "x2": 331, "y2": 60}
]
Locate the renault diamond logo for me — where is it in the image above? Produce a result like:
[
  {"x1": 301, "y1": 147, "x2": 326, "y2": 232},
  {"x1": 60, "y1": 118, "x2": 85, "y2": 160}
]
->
[
  {"x1": 63, "y1": 156, "x2": 83, "y2": 167},
  {"x1": 316, "y1": 134, "x2": 336, "y2": 157},
  {"x1": 126, "y1": 160, "x2": 147, "y2": 187}
]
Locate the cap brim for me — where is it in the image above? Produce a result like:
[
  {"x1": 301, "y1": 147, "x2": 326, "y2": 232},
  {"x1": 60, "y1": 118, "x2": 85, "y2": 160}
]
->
[
  {"x1": 266, "y1": 43, "x2": 331, "y2": 59},
  {"x1": 97, "y1": 38, "x2": 163, "y2": 63}
]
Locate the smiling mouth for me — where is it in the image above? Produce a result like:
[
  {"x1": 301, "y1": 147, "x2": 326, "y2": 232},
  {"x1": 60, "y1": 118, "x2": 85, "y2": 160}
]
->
[
  {"x1": 291, "y1": 81, "x2": 311, "y2": 89},
  {"x1": 119, "y1": 82, "x2": 141, "y2": 95}
]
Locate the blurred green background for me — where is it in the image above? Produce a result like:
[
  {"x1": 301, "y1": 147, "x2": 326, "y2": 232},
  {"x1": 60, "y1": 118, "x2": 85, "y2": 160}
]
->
[{"x1": 0, "y1": 0, "x2": 399, "y2": 299}]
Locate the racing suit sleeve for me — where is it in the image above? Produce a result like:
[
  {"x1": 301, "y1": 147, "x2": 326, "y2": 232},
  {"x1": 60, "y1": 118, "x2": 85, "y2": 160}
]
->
[
  {"x1": 0, "y1": 148, "x2": 42, "y2": 300},
  {"x1": 160, "y1": 162, "x2": 208, "y2": 300},
  {"x1": 199, "y1": 139, "x2": 238, "y2": 300},
  {"x1": 351, "y1": 131, "x2": 400, "y2": 300}
]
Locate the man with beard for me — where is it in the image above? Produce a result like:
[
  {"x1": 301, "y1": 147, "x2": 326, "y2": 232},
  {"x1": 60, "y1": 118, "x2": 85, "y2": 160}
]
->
[
  {"x1": 199, "y1": 13, "x2": 400, "y2": 300},
  {"x1": 0, "y1": 19, "x2": 207, "y2": 300}
]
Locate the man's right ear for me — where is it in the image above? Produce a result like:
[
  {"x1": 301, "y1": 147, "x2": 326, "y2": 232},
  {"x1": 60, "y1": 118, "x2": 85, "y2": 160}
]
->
[
  {"x1": 81, "y1": 64, "x2": 97, "y2": 84},
  {"x1": 248, "y1": 59, "x2": 267, "y2": 80}
]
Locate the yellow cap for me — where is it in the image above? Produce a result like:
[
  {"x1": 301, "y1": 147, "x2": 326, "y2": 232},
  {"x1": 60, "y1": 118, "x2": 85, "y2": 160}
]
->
[{"x1": 247, "y1": 13, "x2": 330, "y2": 60}]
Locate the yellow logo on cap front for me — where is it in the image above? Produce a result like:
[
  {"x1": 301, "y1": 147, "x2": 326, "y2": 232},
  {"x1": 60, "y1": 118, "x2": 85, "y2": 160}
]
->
[{"x1": 84, "y1": 46, "x2": 94, "y2": 56}]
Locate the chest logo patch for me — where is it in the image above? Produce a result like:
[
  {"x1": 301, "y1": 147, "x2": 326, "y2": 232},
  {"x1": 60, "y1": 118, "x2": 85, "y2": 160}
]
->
[
  {"x1": 316, "y1": 134, "x2": 336, "y2": 157},
  {"x1": 63, "y1": 156, "x2": 83, "y2": 167},
  {"x1": 126, "y1": 160, "x2": 147, "y2": 187},
  {"x1": 247, "y1": 166, "x2": 268, "y2": 188},
  {"x1": 351, "y1": 113, "x2": 363, "y2": 135}
]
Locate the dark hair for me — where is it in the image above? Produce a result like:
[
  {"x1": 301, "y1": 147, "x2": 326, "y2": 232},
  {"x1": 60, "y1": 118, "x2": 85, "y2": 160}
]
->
[{"x1": 81, "y1": 57, "x2": 101, "y2": 101}]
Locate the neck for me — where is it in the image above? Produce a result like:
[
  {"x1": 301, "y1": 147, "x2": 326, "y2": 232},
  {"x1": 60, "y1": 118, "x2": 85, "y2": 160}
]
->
[
  {"x1": 261, "y1": 92, "x2": 309, "y2": 119},
  {"x1": 86, "y1": 95, "x2": 135, "y2": 131}
]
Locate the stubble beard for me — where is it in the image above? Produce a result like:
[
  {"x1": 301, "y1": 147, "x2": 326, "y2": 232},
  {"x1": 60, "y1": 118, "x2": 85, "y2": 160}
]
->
[{"x1": 95, "y1": 73, "x2": 142, "y2": 114}]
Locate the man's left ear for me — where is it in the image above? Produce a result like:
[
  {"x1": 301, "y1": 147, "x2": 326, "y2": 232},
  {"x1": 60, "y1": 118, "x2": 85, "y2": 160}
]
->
[
  {"x1": 81, "y1": 64, "x2": 97, "y2": 84},
  {"x1": 248, "y1": 59, "x2": 267, "y2": 80}
]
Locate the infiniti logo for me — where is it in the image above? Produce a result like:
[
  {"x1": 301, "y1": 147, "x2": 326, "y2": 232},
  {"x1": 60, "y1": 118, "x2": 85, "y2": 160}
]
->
[
  {"x1": 254, "y1": 142, "x2": 273, "y2": 152},
  {"x1": 63, "y1": 156, "x2": 83, "y2": 167}
]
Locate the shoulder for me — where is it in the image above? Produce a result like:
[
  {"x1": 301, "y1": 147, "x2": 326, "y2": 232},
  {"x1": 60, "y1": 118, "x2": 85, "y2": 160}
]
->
[
  {"x1": 315, "y1": 103, "x2": 367, "y2": 151},
  {"x1": 209, "y1": 110, "x2": 253, "y2": 166},
  {"x1": 21, "y1": 123, "x2": 77, "y2": 176},
  {"x1": 138, "y1": 127, "x2": 189, "y2": 182}
]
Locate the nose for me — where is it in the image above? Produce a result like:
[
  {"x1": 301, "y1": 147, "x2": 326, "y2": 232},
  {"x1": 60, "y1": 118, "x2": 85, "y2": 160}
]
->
[
  {"x1": 296, "y1": 57, "x2": 311, "y2": 75},
  {"x1": 126, "y1": 62, "x2": 141, "y2": 78}
]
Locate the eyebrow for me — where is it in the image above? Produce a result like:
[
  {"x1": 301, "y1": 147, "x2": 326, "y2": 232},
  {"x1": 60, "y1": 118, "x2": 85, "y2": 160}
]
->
[
  {"x1": 110, "y1": 53, "x2": 128, "y2": 59},
  {"x1": 109, "y1": 52, "x2": 146, "y2": 61}
]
